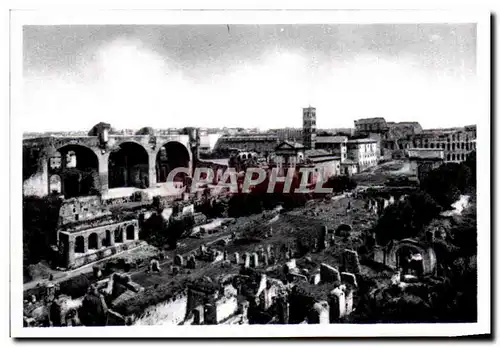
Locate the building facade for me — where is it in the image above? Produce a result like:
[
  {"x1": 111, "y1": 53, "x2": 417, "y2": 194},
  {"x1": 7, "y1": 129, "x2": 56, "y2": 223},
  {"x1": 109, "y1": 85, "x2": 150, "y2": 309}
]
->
[
  {"x1": 411, "y1": 126, "x2": 476, "y2": 163},
  {"x1": 407, "y1": 148, "x2": 445, "y2": 182},
  {"x1": 354, "y1": 117, "x2": 389, "y2": 135},
  {"x1": 346, "y1": 138, "x2": 378, "y2": 172},
  {"x1": 273, "y1": 141, "x2": 305, "y2": 169},
  {"x1": 269, "y1": 128, "x2": 303, "y2": 143},
  {"x1": 314, "y1": 135, "x2": 348, "y2": 163},
  {"x1": 213, "y1": 134, "x2": 279, "y2": 156}
]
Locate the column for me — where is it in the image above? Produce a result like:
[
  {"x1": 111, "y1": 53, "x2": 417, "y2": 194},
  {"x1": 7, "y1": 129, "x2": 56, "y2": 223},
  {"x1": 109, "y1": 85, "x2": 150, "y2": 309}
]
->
[
  {"x1": 65, "y1": 235, "x2": 75, "y2": 268},
  {"x1": 134, "y1": 225, "x2": 139, "y2": 241},
  {"x1": 83, "y1": 236, "x2": 88, "y2": 254},
  {"x1": 148, "y1": 151, "x2": 157, "y2": 188},
  {"x1": 109, "y1": 229, "x2": 116, "y2": 247},
  {"x1": 122, "y1": 228, "x2": 127, "y2": 244},
  {"x1": 98, "y1": 152, "x2": 109, "y2": 194}
]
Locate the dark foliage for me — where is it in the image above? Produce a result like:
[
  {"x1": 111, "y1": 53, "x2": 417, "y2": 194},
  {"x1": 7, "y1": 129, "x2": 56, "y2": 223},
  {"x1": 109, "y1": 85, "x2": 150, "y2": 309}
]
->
[
  {"x1": 374, "y1": 191, "x2": 442, "y2": 246},
  {"x1": 323, "y1": 175, "x2": 358, "y2": 193},
  {"x1": 79, "y1": 292, "x2": 108, "y2": 326},
  {"x1": 59, "y1": 274, "x2": 91, "y2": 299},
  {"x1": 420, "y1": 162, "x2": 472, "y2": 209},
  {"x1": 23, "y1": 195, "x2": 63, "y2": 266}
]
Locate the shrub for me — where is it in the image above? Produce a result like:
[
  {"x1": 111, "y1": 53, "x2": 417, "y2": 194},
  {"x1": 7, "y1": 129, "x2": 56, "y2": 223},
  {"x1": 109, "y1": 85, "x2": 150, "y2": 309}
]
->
[{"x1": 59, "y1": 274, "x2": 91, "y2": 299}]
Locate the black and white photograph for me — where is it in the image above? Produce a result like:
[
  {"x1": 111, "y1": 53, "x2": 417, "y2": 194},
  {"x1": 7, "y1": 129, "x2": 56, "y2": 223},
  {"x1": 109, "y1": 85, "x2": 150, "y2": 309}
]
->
[{"x1": 9, "y1": 7, "x2": 491, "y2": 338}]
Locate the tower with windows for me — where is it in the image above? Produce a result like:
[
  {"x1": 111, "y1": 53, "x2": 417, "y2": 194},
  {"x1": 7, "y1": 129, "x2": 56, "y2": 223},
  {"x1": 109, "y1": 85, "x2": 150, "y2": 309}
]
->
[{"x1": 302, "y1": 106, "x2": 317, "y2": 149}]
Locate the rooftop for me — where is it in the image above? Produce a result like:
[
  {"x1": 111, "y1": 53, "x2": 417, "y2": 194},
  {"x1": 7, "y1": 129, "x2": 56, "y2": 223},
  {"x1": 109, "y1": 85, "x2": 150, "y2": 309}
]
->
[
  {"x1": 315, "y1": 136, "x2": 348, "y2": 143},
  {"x1": 347, "y1": 138, "x2": 378, "y2": 144},
  {"x1": 276, "y1": 140, "x2": 305, "y2": 150},
  {"x1": 305, "y1": 149, "x2": 339, "y2": 158},
  {"x1": 354, "y1": 117, "x2": 387, "y2": 124}
]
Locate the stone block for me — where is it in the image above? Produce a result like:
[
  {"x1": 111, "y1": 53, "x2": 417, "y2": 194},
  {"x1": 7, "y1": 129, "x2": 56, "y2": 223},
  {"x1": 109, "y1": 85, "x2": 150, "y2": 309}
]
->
[
  {"x1": 310, "y1": 273, "x2": 321, "y2": 285},
  {"x1": 329, "y1": 287, "x2": 346, "y2": 321},
  {"x1": 341, "y1": 272, "x2": 358, "y2": 288},
  {"x1": 250, "y1": 253, "x2": 259, "y2": 268},
  {"x1": 373, "y1": 245, "x2": 385, "y2": 264},
  {"x1": 233, "y1": 252, "x2": 240, "y2": 264},
  {"x1": 174, "y1": 254, "x2": 184, "y2": 267},
  {"x1": 320, "y1": 263, "x2": 340, "y2": 284},
  {"x1": 187, "y1": 256, "x2": 196, "y2": 269},
  {"x1": 309, "y1": 301, "x2": 330, "y2": 324},
  {"x1": 342, "y1": 249, "x2": 361, "y2": 274}
]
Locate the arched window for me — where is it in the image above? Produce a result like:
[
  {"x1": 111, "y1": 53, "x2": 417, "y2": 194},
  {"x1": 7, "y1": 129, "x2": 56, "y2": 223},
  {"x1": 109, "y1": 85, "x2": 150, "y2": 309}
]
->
[
  {"x1": 109, "y1": 142, "x2": 150, "y2": 189},
  {"x1": 126, "y1": 225, "x2": 135, "y2": 240},
  {"x1": 430, "y1": 143, "x2": 434, "y2": 149},
  {"x1": 49, "y1": 175, "x2": 62, "y2": 195},
  {"x1": 75, "y1": 236, "x2": 85, "y2": 253},
  {"x1": 88, "y1": 233, "x2": 98, "y2": 250},
  {"x1": 114, "y1": 227, "x2": 123, "y2": 243},
  {"x1": 447, "y1": 154, "x2": 451, "y2": 161},
  {"x1": 452, "y1": 154, "x2": 456, "y2": 161},
  {"x1": 102, "y1": 230, "x2": 112, "y2": 247}
]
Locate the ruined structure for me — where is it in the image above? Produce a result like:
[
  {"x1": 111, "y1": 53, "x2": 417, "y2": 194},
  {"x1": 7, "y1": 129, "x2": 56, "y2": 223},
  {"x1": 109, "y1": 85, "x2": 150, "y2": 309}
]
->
[
  {"x1": 23, "y1": 124, "x2": 195, "y2": 198},
  {"x1": 372, "y1": 238, "x2": 437, "y2": 276},
  {"x1": 411, "y1": 126, "x2": 476, "y2": 163},
  {"x1": 56, "y1": 196, "x2": 141, "y2": 269},
  {"x1": 407, "y1": 148, "x2": 445, "y2": 182}
]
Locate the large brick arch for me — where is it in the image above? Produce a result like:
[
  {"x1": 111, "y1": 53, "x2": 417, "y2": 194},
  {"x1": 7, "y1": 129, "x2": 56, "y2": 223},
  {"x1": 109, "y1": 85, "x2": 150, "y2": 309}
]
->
[
  {"x1": 108, "y1": 141, "x2": 150, "y2": 189},
  {"x1": 154, "y1": 140, "x2": 193, "y2": 183}
]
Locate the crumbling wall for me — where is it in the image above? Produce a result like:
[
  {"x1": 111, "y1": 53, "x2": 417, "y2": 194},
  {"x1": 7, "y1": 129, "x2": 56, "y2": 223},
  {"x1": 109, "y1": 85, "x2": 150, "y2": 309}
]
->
[
  {"x1": 58, "y1": 196, "x2": 109, "y2": 226},
  {"x1": 133, "y1": 293, "x2": 188, "y2": 326},
  {"x1": 215, "y1": 296, "x2": 238, "y2": 323},
  {"x1": 23, "y1": 146, "x2": 49, "y2": 197}
]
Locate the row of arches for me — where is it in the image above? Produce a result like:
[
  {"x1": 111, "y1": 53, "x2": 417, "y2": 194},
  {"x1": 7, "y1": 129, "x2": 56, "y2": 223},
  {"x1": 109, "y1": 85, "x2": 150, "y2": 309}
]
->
[
  {"x1": 74, "y1": 225, "x2": 136, "y2": 253},
  {"x1": 48, "y1": 141, "x2": 190, "y2": 198}
]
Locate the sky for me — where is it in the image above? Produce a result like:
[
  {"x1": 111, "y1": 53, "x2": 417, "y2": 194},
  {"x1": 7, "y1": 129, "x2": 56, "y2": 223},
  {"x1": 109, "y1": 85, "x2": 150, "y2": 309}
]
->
[{"x1": 22, "y1": 24, "x2": 478, "y2": 132}]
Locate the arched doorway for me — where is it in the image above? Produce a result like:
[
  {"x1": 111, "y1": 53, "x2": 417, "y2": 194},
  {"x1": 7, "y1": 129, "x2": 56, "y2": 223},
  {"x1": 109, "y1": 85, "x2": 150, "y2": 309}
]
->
[
  {"x1": 88, "y1": 233, "x2": 98, "y2": 250},
  {"x1": 155, "y1": 141, "x2": 191, "y2": 184},
  {"x1": 103, "y1": 230, "x2": 112, "y2": 247},
  {"x1": 108, "y1": 142, "x2": 149, "y2": 189},
  {"x1": 51, "y1": 144, "x2": 99, "y2": 198},
  {"x1": 396, "y1": 245, "x2": 424, "y2": 277},
  {"x1": 49, "y1": 174, "x2": 62, "y2": 195},
  {"x1": 114, "y1": 227, "x2": 123, "y2": 243}
]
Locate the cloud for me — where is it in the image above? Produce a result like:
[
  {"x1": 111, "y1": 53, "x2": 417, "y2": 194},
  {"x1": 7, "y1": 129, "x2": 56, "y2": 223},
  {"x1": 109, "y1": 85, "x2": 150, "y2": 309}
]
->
[{"x1": 22, "y1": 38, "x2": 478, "y2": 132}]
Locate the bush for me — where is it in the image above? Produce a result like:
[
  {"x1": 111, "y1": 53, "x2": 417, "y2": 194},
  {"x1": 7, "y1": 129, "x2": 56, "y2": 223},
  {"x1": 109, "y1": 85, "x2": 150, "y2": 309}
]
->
[
  {"x1": 421, "y1": 162, "x2": 472, "y2": 209},
  {"x1": 59, "y1": 274, "x2": 91, "y2": 299},
  {"x1": 374, "y1": 191, "x2": 441, "y2": 246},
  {"x1": 23, "y1": 195, "x2": 63, "y2": 265}
]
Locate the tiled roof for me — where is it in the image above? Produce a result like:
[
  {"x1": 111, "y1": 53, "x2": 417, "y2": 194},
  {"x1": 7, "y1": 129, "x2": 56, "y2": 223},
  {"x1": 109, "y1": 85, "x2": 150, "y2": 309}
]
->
[
  {"x1": 277, "y1": 140, "x2": 305, "y2": 149},
  {"x1": 355, "y1": 117, "x2": 386, "y2": 124}
]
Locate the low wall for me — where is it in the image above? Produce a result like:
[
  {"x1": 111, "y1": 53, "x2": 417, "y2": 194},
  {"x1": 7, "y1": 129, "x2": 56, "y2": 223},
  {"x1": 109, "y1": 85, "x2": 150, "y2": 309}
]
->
[{"x1": 71, "y1": 240, "x2": 142, "y2": 269}]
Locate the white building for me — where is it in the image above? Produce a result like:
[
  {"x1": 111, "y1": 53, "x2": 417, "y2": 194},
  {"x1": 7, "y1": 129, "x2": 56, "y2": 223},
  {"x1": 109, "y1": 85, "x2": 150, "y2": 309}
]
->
[{"x1": 346, "y1": 138, "x2": 378, "y2": 172}]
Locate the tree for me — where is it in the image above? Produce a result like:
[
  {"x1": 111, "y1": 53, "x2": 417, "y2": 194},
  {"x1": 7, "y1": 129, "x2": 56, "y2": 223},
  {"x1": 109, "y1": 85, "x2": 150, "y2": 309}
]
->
[
  {"x1": 323, "y1": 175, "x2": 357, "y2": 193},
  {"x1": 420, "y1": 162, "x2": 472, "y2": 209},
  {"x1": 374, "y1": 191, "x2": 441, "y2": 246}
]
